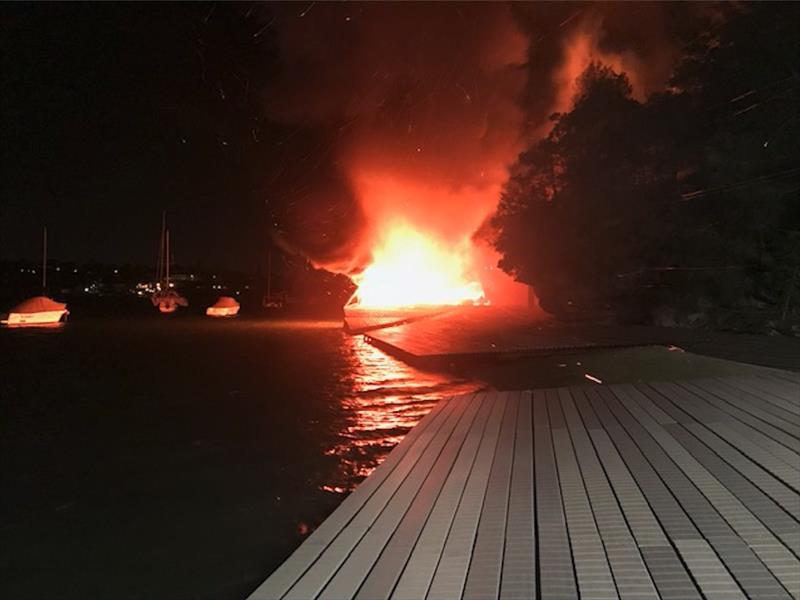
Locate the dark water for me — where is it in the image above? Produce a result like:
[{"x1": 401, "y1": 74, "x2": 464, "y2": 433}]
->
[{"x1": 0, "y1": 317, "x2": 481, "y2": 600}]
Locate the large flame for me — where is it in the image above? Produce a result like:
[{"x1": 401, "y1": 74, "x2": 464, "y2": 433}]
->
[{"x1": 351, "y1": 223, "x2": 486, "y2": 308}]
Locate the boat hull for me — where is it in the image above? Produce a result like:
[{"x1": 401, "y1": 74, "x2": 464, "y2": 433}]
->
[
  {"x1": 206, "y1": 306, "x2": 240, "y2": 317},
  {"x1": 1, "y1": 309, "x2": 69, "y2": 326},
  {"x1": 158, "y1": 302, "x2": 179, "y2": 314}
]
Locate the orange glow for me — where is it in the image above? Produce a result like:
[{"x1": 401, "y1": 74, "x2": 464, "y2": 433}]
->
[
  {"x1": 323, "y1": 335, "x2": 482, "y2": 492},
  {"x1": 351, "y1": 222, "x2": 486, "y2": 308}
]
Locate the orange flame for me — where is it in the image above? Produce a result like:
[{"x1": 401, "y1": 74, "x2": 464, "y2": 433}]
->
[{"x1": 351, "y1": 222, "x2": 486, "y2": 308}]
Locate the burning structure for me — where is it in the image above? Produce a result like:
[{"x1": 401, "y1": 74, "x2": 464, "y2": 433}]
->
[{"x1": 261, "y1": 3, "x2": 699, "y2": 309}]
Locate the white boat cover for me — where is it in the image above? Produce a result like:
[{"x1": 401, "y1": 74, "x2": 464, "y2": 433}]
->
[
  {"x1": 209, "y1": 296, "x2": 240, "y2": 309},
  {"x1": 8, "y1": 296, "x2": 67, "y2": 314}
]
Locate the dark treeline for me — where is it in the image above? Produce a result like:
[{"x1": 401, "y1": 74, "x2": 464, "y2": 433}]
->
[{"x1": 492, "y1": 3, "x2": 799, "y2": 332}]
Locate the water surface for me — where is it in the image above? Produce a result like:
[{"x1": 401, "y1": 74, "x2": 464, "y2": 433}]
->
[{"x1": 0, "y1": 317, "x2": 480, "y2": 599}]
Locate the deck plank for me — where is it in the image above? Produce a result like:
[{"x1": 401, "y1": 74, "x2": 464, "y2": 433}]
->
[
  {"x1": 640, "y1": 384, "x2": 800, "y2": 555},
  {"x1": 248, "y1": 395, "x2": 455, "y2": 600},
  {"x1": 281, "y1": 395, "x2": 461, "y2": 600},
  {"x1": 756, "y1": 374, "x2": 800, "y2": 399},
  {"x1": 353, "y1": 394, "x2": 485, "y2": 599},
  {"x1": 672, "y1": 382, "x2": 800, "y2": 489},
  {"x1": 317, "y1": 393, "x2": 473, "y2": 599},
  {"x1": 769, "y1": 371, "x2": 800, "y2": 385},
  {"x1": 548, "y1": 390, "x2": 617, "y2": 599},
  {"x1": 682, "y1": 380, "x2": 800, "y2": 458},
  {"x1": 696, "y1": 379, "x2": 800, "y2": 437},
  {"x1": 726, "y1": 377, "x2": 800, "y2": 416},
  {"x1": 600, "y1": 387, "x2": 790, "y2": 599},
  {"x1": 498, "y1": 393, "x2": 536, "y2": 600},
  {"x1": 618, "y1": 384, "x2": 800, "y2": 596},
  {"x1": 250, "y1": 376, "x2": 800, "y2": 600},
  {"x1": 426, "y1": 393, "x2": 509, "y2": 600},
  {"x1": 462, "y1": 393, "x2": 519, "y2": 599},
  {"x1": 390, "y1": 395, "x2": 498, "y2": 599},
  {"x1": 579, "y1": 387, "x2": 705, "y2": 600},
  {"x1": 533, "y1": 389, "x2": 579, "y2": 599},
  {"x1": 560, "y1": 387, "x2": 659, "y2": 599}
]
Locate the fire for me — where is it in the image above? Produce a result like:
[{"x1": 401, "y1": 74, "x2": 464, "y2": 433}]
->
[{"x1": 351, "y1": 223, "x2": 486, "y2": 308}]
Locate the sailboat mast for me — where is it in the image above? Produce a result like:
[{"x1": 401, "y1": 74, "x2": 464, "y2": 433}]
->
[
  {"x1": 42, "y1": 225, "x2": 47, "y2": 293},
  {"x1": 161, "y1": 211, "x2": 167, "y2": 285},
  {"x1": 166, "y1": 229, "x2": 170, "y2": 286},
  {"x1": 267, "y1": 250, "x2": 272, "y2": 300}
]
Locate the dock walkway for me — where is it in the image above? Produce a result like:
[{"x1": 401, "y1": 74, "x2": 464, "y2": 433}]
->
[
  {"x1": 249, "y1": 373, "x2": 800, "y2": 599},
  {"x1": 361, "y1": 306, "x2": 705, "y2": 367}
]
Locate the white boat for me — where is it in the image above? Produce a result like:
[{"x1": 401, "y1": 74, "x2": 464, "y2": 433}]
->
[
  {"x1": 1, "y1": 227, "x2": 69, "y2": 327},
  {"x1": 151, "y1": 212, "x2": 188, "y2": 314},
  {"x1": 206, "y1": 296, "x2": 240, "y2": 317},
  {"x1": 1, "y1": 296, "x2": 69, "y2": 326}
]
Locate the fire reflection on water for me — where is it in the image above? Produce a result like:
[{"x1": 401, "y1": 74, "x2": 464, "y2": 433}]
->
[{"x1": 323, "y1": 334, "x2": 482, "y2": 494}]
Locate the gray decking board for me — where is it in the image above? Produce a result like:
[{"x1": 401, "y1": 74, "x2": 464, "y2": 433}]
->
[
  {"x1": 249, "y1": 376, "x2": 800, "y2": 599},
  {"x1": 391, "y1": 396, "x2": 501, "y2": 599},
  {"x1": 723, "y1": 377, "x2": 800, "y2": 418},
  {"x1": 316, "y1": 391, "x2": 471, "y2": 600},
  {"x1": 682, "y1": 380, "x2": 800, "y2": 456},
  {"x1": 283, "y1": 395, "x2": 463, "y2": 600},
  {"x1": 462, "y1": 393, "x2": 519, "y2": 599},
  {"x1": 672, "y1": 382, "x2": 800, "y2": 487},
  {"x1": 426, "y1": 393, "x2": 509, "y2": 600},
  {"x1": 533, "y1": 390, "x2": 580, "y2": 599},
  {"x1": 499, "y1": 392, "x2": 536, "y2": 600},
  {"x1": 769, "y1": 371, "x2": 800, "y2": 385},
  {"x1": 597, "y1": 388, "x2": 785, "y2": 599},
  {"x1": 647, "y1": 381, "x2": 800, "y2": 507},
  {"x1": 353, "y1": 392, "x2": 485, "y2": 600},
  {"x1": 754, "y1": 376, "x2": 800, "y2": 406},
  {"x1": 247, "y1": 393, "x2": 457, "y2": 600},
  {"x1": 693, "y1": 379, "x2": 800, "y2": 438},
  {"x1": 548, "y1": 390, "x2": 618, "y2": 599},
  {"x1": 560, "y1": 388, "x2": 660, "y2": 600},
  {"x1": 615, "y1": 384, "x2": 800, "y2": 596}
]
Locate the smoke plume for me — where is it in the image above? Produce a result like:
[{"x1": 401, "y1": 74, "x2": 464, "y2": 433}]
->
[{"x1": 263, "y1": 2, "x2": 705, "y2": 300}]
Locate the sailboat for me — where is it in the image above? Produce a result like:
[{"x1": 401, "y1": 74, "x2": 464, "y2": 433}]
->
[
  {"x1": 262, "y1": 250, "x2": 284, "y2": 309},
  {"x1": 1, "y1": 226, "x2": 69, "y2": 326},
  {"x1": 151, "y1": 212, "x2": 188, "y2": 314}
]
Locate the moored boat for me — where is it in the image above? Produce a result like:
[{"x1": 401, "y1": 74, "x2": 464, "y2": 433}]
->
[
  {"x1": 1, "y1": 227, "x2": 69, "y2": 327},
  {"x1": 206, "y1": 296, "x2": 240, "y2": 317},
  {"x1": 151, "y1": 212, "x2": 188, "y2": 314},
  {"x1": 1, "y1": 296, "x2": 69, "y2": 326}
]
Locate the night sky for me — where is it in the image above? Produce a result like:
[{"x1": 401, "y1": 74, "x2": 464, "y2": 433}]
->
[
  {"x1": 2, "y1": 3, "x2": 281, "y2": 269},
  {"x1": 1, "y1": 2, "x2": 706, "y2": 272}
]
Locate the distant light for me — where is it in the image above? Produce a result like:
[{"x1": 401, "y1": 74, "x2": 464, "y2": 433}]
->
[
  {"x1": 20, "y1": 268, "x2": 24, "y2": 273},
  {"x1": 74, "y1": 269, "x2": 78, "y2": 273},
  {"x1": 114, "y1": 269, "x2": 119, "y2": 274},
  {"x1": 32, "y1": 269, "x2": 37, "y2": 274},
  {"x1": 584, "y1": 373, "x2": 603, "y2": 384},
  {"x1": 56, "y1": 267, "x2": 61, "y2": 272},
  {"x1": 84, "y1": 287, "x2": 90, "y2": 293}
]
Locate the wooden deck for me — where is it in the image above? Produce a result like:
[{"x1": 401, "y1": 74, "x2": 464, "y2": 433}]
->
[
  {"x1": 249, "y1": 374, "x2": 800, "y2": 599},
  {"x1": 362, "y1": 306, "x2": 706, "y2": 367}
]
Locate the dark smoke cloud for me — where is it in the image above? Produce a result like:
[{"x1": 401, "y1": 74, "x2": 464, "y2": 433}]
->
[{"x1": 263, "y1": 1, "x2": 710, "y2": 273}]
